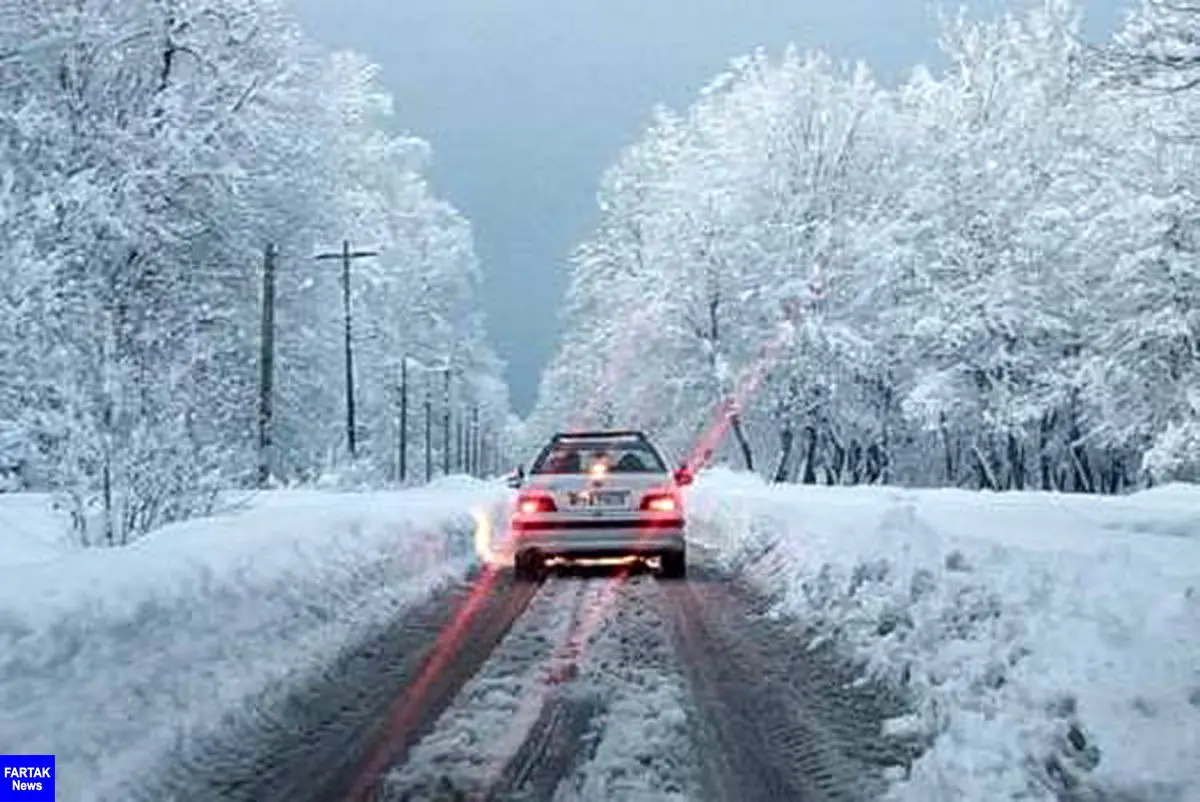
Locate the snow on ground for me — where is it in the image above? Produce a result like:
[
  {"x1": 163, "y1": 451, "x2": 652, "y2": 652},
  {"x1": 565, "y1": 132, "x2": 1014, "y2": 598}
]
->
[
  {"x1": 0, "y1": 479, "x2": 507, "y2": 802},
  {"x1": 552, "y1": 577, "x2": 697, "y2": 802},
  {"x1": 689, "y1": 471, "x2": 1200, "y2": 802},
  {"x1": 385, "y1": 574, "x2": 696, "y2": 802},
  {"x1": 0, "y1": 493, "x2": 76, "y2": 566},
  {"x1": 385, "y1": 578, "x2": 590, "y2": 798}
]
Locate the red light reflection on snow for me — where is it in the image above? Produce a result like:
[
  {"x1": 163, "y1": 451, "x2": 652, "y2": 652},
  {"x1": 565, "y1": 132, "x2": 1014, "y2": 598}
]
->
[
  {"x1": 684, "y1": 272, "x2": 826, "y2": 473},
  {"x1": 347, "y1": 273, "x2": 827, "y2": 801},
  {"x1": 341, "y1": 563, "x2": 506, "y2": 802},
  {"x1": 473, "y1": 567, "x2": 633, "y2": 800}
]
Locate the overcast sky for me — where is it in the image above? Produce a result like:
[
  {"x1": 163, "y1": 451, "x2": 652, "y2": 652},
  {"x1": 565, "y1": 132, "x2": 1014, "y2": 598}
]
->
[{"x1": 288, "y1": 0, "x2": 1127, "y2": 414}]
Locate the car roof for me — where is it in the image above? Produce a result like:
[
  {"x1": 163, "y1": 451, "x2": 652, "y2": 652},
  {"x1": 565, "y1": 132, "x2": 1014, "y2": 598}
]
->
[{"x1": 551, "y1": 430, "x2": 647, "y2": 441}]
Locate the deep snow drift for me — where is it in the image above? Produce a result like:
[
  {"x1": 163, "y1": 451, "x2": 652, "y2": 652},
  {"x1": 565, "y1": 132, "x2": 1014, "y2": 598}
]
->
[
  {"x1": 688, "y1": 471, "x2": 1200, "y2": 802},
  {"x1": 0, "y1": 479, "x2": 506, "y2": 801}
]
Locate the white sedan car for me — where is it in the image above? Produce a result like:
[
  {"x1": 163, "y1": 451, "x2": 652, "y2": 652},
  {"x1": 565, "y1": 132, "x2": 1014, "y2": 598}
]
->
[{"x1": 506, "y1": 430, "x2": 693, "y2": 580}]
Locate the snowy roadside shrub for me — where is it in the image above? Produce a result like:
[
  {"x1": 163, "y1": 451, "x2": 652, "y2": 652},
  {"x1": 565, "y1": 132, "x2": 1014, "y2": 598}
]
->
[{"x1": 1142, "y1": 418, "x2": 1200, "y2": 484}]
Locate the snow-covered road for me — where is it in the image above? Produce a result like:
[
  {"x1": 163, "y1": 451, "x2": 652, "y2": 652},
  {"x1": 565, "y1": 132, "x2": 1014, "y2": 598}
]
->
[
  {"x1": 154, "y1": 559, "x2": 908, "y2": 802},
  {"x1": 2, "y1": 475, "x2": 1197, "y2": 801}
]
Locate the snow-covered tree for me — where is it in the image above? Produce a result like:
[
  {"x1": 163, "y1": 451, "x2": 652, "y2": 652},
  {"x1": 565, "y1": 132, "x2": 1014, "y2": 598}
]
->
[
  {"x1": 0, "y1": 0, "x2": 509, "y2": 541},
  {"x1": 1102, "y1": 0, "x2": 1200, "y2": 482},
  {"x1": 533, "y1": 0, "x2": 1194, "y2": 494}
]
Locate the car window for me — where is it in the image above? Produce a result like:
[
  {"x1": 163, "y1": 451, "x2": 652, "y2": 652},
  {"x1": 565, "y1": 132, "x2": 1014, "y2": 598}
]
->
[{"x1": 530, "y1": 440, "x2": 666, "y2": 474}]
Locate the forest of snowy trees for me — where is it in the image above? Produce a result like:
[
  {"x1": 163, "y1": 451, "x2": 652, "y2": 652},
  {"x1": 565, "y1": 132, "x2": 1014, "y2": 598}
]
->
[
  {"x1": 3, "y1": 0, "x2": 1198, "y2": 547},
  {"x1": 530, "y1": 0, "x2": 1200, "y2": 492},
  {"x1": 0, "y1": 0, "x2": 512, "y2": 544}
]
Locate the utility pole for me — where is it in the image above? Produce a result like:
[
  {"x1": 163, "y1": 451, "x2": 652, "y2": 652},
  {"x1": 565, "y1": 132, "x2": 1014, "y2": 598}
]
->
[
  {"x1": 398, "y1": 357, "x2": 408, "y2": 483},
  {"x1": 257, "y1": 243, "x2": 277, "y2": 488},
  {"x1": 471, "y1": 405, "x2": 479, "y2": 477},
  {"x1": 314, "y1": 240, "x2": 378, "y2": 461},
  {"x1": 483, "y1": 431, "x2": 495, "y2": 478},
  {"x1": 455, "y1": 412, "x2": 464, "y2": 474},
  {"x1": 442, "y1": 367, "x2": 451, "y2": 476},
  {"x1": 424, "y1": 382, "x2": 433, "y2": 483}
]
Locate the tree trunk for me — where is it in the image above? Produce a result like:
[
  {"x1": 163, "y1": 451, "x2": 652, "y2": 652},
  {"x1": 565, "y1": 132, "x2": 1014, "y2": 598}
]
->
[
  {"x1": 102, "y1": 455, "x2": 114, "y2": 546},
  {"x1": 801, "y1": 424, "x2": 818, "y2": 485},
  {"x1": 1038, "y1": 411, "x2": 1055, "y2": 491},
  {"x1": 865, "y1": 443, "x2": 883, "y2": 484},
  {"x1": 826, "y1": 431, "x2": 845, "y2": 485},
  {"x1": 1107, "y1": 455, "x2": 1124, "y2": 495},
  {"x1": 939, "y1": 413, "x2": 956, "y2": 484},
  {"x1": 101, "y1": 314, "x2": 117, "y2": 548},
  {"x1": 989, "y1": 440, "x2": 1006, "y2": 489},
  {"x1": 257, "y1": 243, "x2": 276, "y2": 488},
  {"x1": 1067, "y1": 390, "x2": 1095, "y2": 493},
  {"x1": 701, "y1": 292, "x2": 754, "y2": 471},
  {"x1": 1070, "y1": 444, "x2": 1095, "y2": 493},
  {"x1": 1007, "y1": 432, "x2": 1025, "y2": 490},
  {"x1": 730, "y1": 410, "x2": 755, "y2": 472},
  {"x1": 847, "y1": 439, "x2": 862, "y2": 485},
  {"x1": 972, "y1": 444, "x2": 998, "y2": 491},
  {"x1": 772, "y1": 426, "x2": 794, "y2": 484},
  {"x1": 878, "y1": 373, "x2": 894, "y2": 483}
]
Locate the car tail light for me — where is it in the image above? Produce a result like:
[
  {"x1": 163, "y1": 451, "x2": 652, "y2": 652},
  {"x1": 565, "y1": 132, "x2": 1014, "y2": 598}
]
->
[
  {"x1": 640, "y1": 492, "x2": 678, "y2": 513},
  {"x1": 517, "y1": 493, "x2": 557, "y2": 514}
]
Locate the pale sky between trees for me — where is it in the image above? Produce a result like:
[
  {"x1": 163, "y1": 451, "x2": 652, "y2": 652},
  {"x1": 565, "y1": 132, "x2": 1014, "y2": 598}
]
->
[{"x1": 289, "y1": 0, "x2": 1126, "y2": 412}]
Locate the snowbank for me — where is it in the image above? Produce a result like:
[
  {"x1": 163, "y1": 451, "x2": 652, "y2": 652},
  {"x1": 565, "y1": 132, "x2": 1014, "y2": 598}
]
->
[
  {"x1": 689, "y1": 471, "x2": 1200, "y2": 802},
  {"x1": 0, "y1": 481, "x2": 507, "y2": 801},
  {"x1": 0, "y1": 493, "x2": 76, "y2": 566}
]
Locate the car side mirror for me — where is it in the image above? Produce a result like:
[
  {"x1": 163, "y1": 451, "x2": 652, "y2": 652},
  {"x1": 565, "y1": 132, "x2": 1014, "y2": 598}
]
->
[
  {"x1": 674, "y1": 467, "x2": 694, "y2": 487},
  {"x1": 506, "y1": 465, "x2": 525, "y2": 489}
]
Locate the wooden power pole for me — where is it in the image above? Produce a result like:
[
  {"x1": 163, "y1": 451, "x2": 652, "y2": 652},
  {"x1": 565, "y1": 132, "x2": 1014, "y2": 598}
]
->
[
  {"x1": 424, "y1": 382, "x2": 433, "y2": 483},
  {"x1": 470, "y1": 405, "x2": 479, "y2": 477},
  {"x1": 314, "y1": 240, "x2": 378, "y2": 461},
  {"x1": 442, "y1": 367, "x2": 451, "y2": 476},
  {"x1": 398, "y1": 357, "x2": 408, "y2": 483},
  {"x1": 455, "y1": 413, "x2": 464, "y2": 474},
  {"x1": 257, "y1": 243, "x2": 277, "y2": 488}
]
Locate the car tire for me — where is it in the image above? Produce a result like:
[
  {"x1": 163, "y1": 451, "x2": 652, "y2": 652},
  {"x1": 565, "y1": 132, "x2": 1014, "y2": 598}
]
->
[
  {"x1": 514, "y1": 550, "x2": 544, "y2": 582},
  {"x1": 659, "y1": 548, "x2": 686, "y2": 580}
]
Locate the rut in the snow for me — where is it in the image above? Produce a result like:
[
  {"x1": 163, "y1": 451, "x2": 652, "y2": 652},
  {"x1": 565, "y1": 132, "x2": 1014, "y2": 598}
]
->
[
  {"x1": 659, "y1": 565, "x2": 916, "y2": 802},
  {"x1": 138, "y1": 568, "x2": 539, "y2": 802},
  {"x1": 385, "y1": 570, "x2": 703, "y2": 802}
]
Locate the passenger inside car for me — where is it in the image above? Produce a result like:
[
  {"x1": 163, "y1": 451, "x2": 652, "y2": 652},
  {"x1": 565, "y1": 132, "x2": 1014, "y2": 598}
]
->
[
  {"x1": 545, "y1": 448, "x2": 581, "y2": 473},
  {"x1": 615, "y1": 452, "x2": 646, "y2": 472}
]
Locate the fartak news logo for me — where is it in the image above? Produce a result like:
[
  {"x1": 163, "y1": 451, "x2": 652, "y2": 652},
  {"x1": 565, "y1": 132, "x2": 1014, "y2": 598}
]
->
[{"x1": 0, "y1": 756, "x2": 54, "y2": 801}]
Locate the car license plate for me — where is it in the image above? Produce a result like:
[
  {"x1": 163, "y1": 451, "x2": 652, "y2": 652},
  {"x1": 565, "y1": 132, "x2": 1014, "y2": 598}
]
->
[{"x1": 569, "y1": 491, "x2": 628, "y2": 507}]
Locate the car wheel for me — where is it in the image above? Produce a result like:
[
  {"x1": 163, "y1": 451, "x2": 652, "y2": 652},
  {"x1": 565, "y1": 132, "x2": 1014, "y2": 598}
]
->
[
  {"x1": 514, "y1": 550, "x2": 544, "y2": 582},
  {"x1": 659, "y1": 548, "x2": 686, "y2": 580}
]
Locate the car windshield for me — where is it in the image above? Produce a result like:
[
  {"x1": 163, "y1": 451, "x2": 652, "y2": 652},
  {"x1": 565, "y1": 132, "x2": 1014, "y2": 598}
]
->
[{"x1": 530, "y1": 439, "x2": 666, "y2": 474}]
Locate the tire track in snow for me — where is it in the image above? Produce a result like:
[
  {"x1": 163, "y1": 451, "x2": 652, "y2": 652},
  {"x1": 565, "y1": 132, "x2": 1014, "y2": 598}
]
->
[
  {"x1": 480, "y1": 573, "x2": 621, "y2": 800},
  {"x1": 548, "y1": 573, "x2": 701, "y2": 802},
  {"x1": 153, "y1": 554, "x2": 914, "y2": 802},
  {"x1": 658, "y1": 564, "x2": 912, "y2": 802},
  {"x1": 140, "y1": 566, "x2": 539, "y2": 802},
  {"x1": 381, "y1": 576, "x2": 596, "y2": 800},
  {"x1": 383, "y1": 569, "x2": 702, "y2": 802}
]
